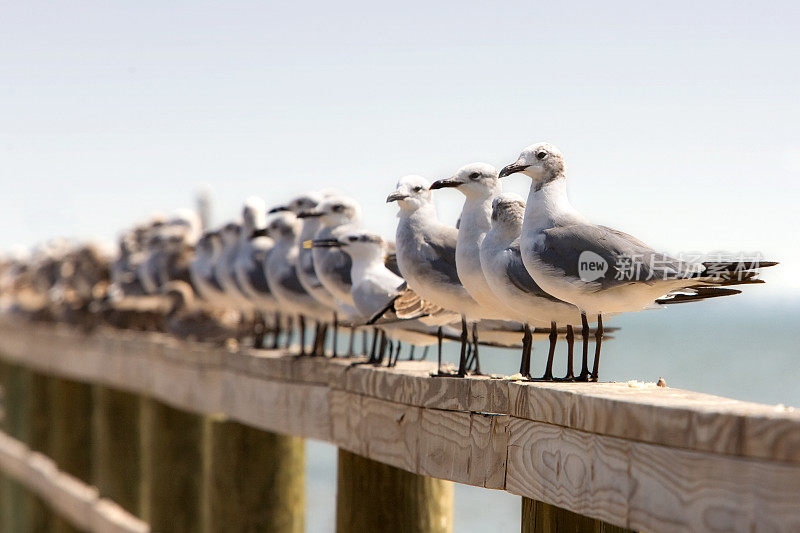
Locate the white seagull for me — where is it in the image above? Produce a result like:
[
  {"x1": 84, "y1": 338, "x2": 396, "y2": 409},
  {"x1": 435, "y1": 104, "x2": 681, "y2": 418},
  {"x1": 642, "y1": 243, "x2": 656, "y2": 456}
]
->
[{"x1": 499, "y1": 142, "x2": 775, "y2": 379}]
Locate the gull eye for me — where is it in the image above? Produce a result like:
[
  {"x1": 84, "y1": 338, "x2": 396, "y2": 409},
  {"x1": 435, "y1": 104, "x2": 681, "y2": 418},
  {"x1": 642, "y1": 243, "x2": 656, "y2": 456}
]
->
[
  {"x1": 536, "y1": 151, "x2": 547, "y2": 160},
  {"x1": 349, "y1": 236, "x2": 358, "y2": 242},
  {"x1": 332, "y1": 204, "x2": 344, "y2": 212},
  {"x1": 469, "y1": 172, "x2": 480, "y2": 180},
  {"x1": 413, "y1": 186, "x2": 423, "y2": 192}
]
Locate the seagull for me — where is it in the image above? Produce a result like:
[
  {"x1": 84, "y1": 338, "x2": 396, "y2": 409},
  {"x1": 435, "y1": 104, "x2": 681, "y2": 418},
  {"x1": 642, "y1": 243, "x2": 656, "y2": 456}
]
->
[
  {"x1": 190, "y1": 231, "x2": 226, "y2": 304},
  {"x1": 499, "y1": 142, "x2": 776, "y2": 380},
  {"x1": 480, "y1": 193, "x2": 588, "y2": 380},
  {"x1": 264, "y1": 210, "x2": 328, "y2": 355},
  {"x1": 388, "y1": 175, "x2": 489, "y2": 376},
  {"x1": 214, "y1": 221, "x2": 256, "y2": 313},
  {"x1": 310, "y1": 196, "x2": 362, "y2": 307},
  {"x1": 429, "y1": 163, "x2": 525, "y2": 353},
  {"x1": 312, "y1": 231, "x2": 459, "y2": 366},
  {"x1": 231, "y1": 196, "x2": 280, "y2": 347}
]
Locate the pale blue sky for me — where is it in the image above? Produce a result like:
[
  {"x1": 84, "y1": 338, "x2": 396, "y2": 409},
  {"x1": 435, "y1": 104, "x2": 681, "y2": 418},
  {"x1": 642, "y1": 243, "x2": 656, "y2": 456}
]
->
[{"x1": 2, "y1": 1, "x2": 799, "y2": 290}]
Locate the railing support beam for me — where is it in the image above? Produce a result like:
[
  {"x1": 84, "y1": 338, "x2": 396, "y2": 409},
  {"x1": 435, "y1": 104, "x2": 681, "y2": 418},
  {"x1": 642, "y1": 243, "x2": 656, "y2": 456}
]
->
[
  {"x1": 141, "y1": 398, "x2": 204, "y2": 533},
  {"x1": 203, "y1": 418, "x2": 305, "y2": 533},
  {"x1": 91, "y1": 385, "x2": 142, "y2": 517},
  {"x1": 335, "y1": 448, "x2": 453, "y2": 533},
  {"x1": 521, "y1": 497, "x2": 633, "y2": 533}
]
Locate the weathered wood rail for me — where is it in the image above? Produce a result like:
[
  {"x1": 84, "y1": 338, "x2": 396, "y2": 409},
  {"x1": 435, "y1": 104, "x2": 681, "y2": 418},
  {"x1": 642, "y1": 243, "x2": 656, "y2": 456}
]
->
[{"x1": 0, "y1": 317, "x2": 799, "y2": 532}]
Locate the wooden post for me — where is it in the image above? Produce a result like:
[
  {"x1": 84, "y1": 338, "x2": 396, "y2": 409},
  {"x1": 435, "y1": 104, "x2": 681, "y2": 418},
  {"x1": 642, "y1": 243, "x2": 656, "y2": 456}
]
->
[
  {"x1": 521, "y1": 497, "x2": 633, "y2": 533},
  {"x1": 91, "y1": 385, "x2": 142, "y2": 516},
  {"x1": 141, "y1": 398, "x2": 204, "y2": 533},
  {"x1": 203, "y1": 418, "x2": 305, "y2": 533},
  {"x1": 49, "y1": 377, "x2": 93, "y2": 533},
  {"x1": 0, "y1": 362, "x2": 28, "y2": 533},
  {"x1": 335, "y1": 449, "x2": 453, "y2": 533},
  {"x1": 1, "y1": 368, "x2": 55, "y2": 532}
]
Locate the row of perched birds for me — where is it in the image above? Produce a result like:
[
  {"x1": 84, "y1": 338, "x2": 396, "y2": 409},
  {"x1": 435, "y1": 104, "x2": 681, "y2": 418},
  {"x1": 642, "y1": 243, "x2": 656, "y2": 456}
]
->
[{"x1": 0, "y1": 142, "x2": 776, "y2": 381}]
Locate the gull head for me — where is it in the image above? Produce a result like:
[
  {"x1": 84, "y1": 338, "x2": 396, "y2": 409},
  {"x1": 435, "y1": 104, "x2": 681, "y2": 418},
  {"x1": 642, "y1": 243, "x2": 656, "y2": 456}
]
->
[
  {"x1": 219, "y1": 222, "x2": 242, "y2": 246},
  {"x1": 287, "y1": 190, "x2": 325, "y2": 218},
  {"x1": 340, "y1": 232, "x2": 387, "y2": 262},
  {"x1": 167, "y1": 208, "x2": 202, "y2": 245},
  {"x1": 267, "y1": 211, "x2": 301, "y2": 242},
  {"x1": 430, "y1": 162, "x2": 500, "y2": 199},
  {"x1": 241, "y1": 196, "x2": 267, "y2": 235},
  {"x1": 387, "y1": 175, "x2": 433, "y2": 212},
  {"x1": 499, "y1": 142, "x2": 565, "y2": 185},
  {"x1": 490, "y1": 193, "x2": 526, "y2": 236},
  {"x1": 318, "y1": 196, "x2": 362, "y2": 228}
]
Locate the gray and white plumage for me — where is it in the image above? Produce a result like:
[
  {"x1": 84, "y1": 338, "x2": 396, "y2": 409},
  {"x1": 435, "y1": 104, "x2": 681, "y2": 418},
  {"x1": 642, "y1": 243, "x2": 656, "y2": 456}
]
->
[
  {"x1": 233, "y1": 197, "x2": 278, "y2": 311},
  {"x1": 388, "y1": 175, "x2": 478, "y2": 319},
  {"x1": 264, "y1": 211, "x2": 327, "y2": 320},
  {"x1": 500, "y1": 142, "x2": 770, "y2": 315},
  {"x1": 311, "y1": 196, "x2": 362, "y2": 308},
  {"x1": 290, "y1": 191, "x2": 339, "y2": 312},
  {"x1": 479, "y1": 192, "x2": 583, "y2": 326},
  {"x1": 430, "y1": 162, "x2": 517, "y2": 320}
]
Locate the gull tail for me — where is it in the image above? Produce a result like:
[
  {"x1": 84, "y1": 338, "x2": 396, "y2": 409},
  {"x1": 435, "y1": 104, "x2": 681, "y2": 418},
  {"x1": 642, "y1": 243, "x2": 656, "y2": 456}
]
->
[
  {"x1": 656, "y1": 286, "x2": 742, "y2": 305},
  {"x1": 688, "y1": 259, "x2": 778, "y2": 287}
]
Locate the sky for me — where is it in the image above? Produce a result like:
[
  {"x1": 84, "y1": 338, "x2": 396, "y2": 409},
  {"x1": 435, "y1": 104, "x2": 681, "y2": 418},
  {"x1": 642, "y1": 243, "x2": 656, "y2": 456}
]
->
[{"x1": 2, "y1": 0, "x2": 799, "y2": 291}]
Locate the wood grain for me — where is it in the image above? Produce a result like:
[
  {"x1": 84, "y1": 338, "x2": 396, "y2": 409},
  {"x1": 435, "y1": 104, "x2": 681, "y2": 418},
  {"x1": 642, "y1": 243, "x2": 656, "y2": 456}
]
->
[{"x1": 2, "y1": 319, "x2": 800, "y2": 533}]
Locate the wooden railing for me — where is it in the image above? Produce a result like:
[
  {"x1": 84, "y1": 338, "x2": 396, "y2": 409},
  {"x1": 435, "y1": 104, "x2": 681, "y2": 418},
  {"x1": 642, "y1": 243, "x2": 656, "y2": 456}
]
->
[{"x1": 0, "y1": 317, "x2": 798, "y2": 532}]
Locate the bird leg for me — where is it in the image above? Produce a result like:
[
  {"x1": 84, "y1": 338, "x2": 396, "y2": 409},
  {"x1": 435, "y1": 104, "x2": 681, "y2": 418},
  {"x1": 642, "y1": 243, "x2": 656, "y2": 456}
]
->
[
  {"x1": 315, "y1": 322, "x2": 328, "y2": 356},
  {"x1": 369, "y1": 328, "x2": 379, "y2": 362},
  {"x1": 471, "y1": 322, "x2": 482, "y2": 375},
  {"x1": 421, "y1": 346, "x2": 429, "y2": 361},
  {"x1": 297, "y1": 315, "x2": 307, "y2": 356},
  {"x1": 390, "y1": 341, "x2": 402, "y2": 367},
  {"x1": 564, "y1": 325, "x2": 575, "y2": 381},
  {"x1": 541, "y1": 321, "x2": 557, "y2": 380},
  {"x1": 591, "y1": 314, "x2": 603, "y2": 382},
  {"x1": 437, "y1": 326, "x2": 443, "y2": 373},
  {"x1": 284, "y1": 315, "x2": 294, "y2": 350},
  {"x1": 332, "y1": 312, "x2": 339, "y2": 358},
  {"x1": 347, "y1": 325, "x2": 356, "y2": 357},
  {"x1": 457, "y1": 316, "x2": 469, "y2": 377},
  {"x1": 519, "y1": 323, "x2": 533, "y2": 378},
  {"x1": 270, "y1": 312, "x2": 281, "y2": 349},
  {"x1": 578, "y1": 312, "x2": 590, "y2": 381},
  {"x1": 408, "y1": 345, "x2": 416, "y2": 361},
  {"x1": 375, "y1": 330, "x2": 388, "y2": 366},
  {"x1": 361, "y1": 329, "x2": 368, "y2": 356},
  {"x1": 252, "y1": 311, "x2": 265, "y2": 349}
]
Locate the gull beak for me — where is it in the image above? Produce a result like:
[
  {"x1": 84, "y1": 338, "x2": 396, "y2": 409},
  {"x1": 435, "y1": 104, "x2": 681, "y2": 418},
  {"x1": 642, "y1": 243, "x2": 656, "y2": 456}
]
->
[
  {"x1": 498, "y1": 162, "x2": 530, "y2": 178},
  {"x1": 429, "y1": 178, "x2": 462, "y2": 190},
  {"x1": 251, "y1": 228, "x2": 269, "y2": 239},
  {"x1": 386, "y1": 192, "x2": 408, "y2": 203},
  {"x1": 268, "y1": 206, "x2": 289, "y2": 214},
  {"x1": 297, "y1": 210, "x2": 322, "y2": 219},
  {"x1": 310, "y1": 238, "x2": 342, "y2": 248}
]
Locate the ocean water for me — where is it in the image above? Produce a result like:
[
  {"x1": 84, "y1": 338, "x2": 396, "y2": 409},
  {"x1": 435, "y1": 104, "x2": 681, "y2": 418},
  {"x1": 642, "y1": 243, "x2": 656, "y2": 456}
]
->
[{"x1": 305, "y1": 292, "x2": 800, "y2": 532}]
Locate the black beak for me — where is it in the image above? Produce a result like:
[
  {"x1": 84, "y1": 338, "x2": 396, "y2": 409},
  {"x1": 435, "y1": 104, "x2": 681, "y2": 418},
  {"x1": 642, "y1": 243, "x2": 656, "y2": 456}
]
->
[
  {"x1": 498, "y1": 163, "x2": 529, "y2": 178},
  {"x1": 429, "y1": 178, "x2": 462, "y2": 190},
  {"x1": 386, "y1": 192, "x2": 408, "y2": 203},
  {"x1": 297, "y1": 210, "x2": 322, "y2": 219},
  {"x1": 310, "y1": 238, "x2": 342, "y2": 248},
  {"x1": 250, "y1": 228, "x2": 269, "y2": 239},
  {"x1": 268, "y1": 205, "x2": 289, "y2": 214}
]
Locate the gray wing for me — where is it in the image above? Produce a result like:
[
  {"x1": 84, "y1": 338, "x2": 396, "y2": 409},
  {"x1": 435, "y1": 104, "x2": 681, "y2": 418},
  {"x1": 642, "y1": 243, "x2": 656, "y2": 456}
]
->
[
  {"x1": 424, "y1": 225, "x2": 461, "y2": 287},
  {"x1": 538, "y1": 224, "x2": 691, "y2": 289},
  {"x1": 504, "y1": 246, "x2": 565, "y2": 303},
  {"x1": 246, "y1": 255, "x2": 272, "y2": 296},
  {"x1": 319, "y1": 249, "x2": 353, "y2": 289},
  {"x1": 278, "y1": 266, "x2": 309, "y2": 297}
]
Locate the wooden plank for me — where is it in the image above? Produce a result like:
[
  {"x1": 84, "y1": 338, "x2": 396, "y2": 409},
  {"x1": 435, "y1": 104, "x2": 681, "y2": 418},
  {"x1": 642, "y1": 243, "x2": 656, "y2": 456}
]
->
[
  {"x1": 505, "y1": 418, "x2": 800, "y2": 532},
  {"x1": 2, "y1": 319, "x2": 800, "y2": 533},
  {"x1": 0, "y1": 431, "x2": 149, "y2": 533}
]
